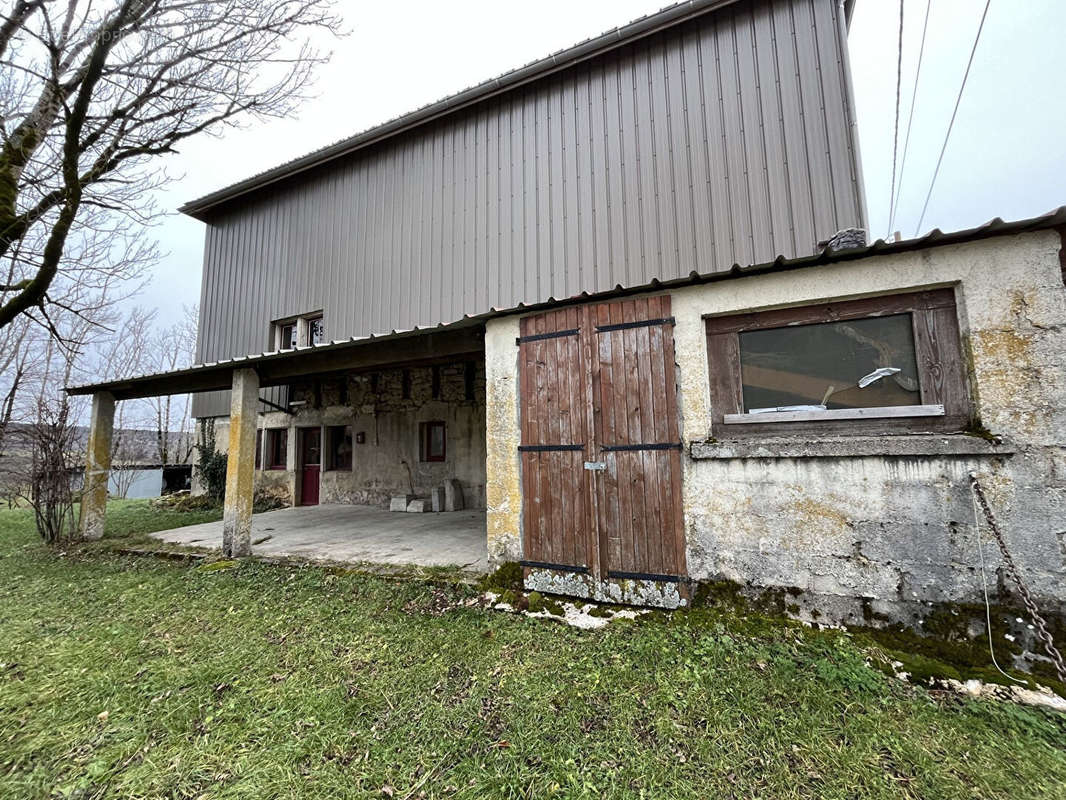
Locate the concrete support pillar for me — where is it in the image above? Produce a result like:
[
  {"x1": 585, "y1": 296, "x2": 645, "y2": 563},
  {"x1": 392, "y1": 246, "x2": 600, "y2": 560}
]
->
[
  {"x1": 78, "y1": 391, "x2": 116, "y2": 540},
  {"x1": 222, "y1": 368, "x2": 259, "y2": 557}
]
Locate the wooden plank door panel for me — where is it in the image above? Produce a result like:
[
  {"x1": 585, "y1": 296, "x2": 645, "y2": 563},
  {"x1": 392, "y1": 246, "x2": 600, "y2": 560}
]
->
[
  {"x1": 518, "y1": 308, "x2": 591, "y2": 571},
  {"x1": 591, "y1": 295, "x2": 685, "y2": 581}
]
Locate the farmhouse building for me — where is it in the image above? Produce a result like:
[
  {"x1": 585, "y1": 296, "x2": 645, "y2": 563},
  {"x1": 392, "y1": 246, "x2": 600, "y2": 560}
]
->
[{"x1": 71, "y1": 0, "x2": 1066, "y2": 631}]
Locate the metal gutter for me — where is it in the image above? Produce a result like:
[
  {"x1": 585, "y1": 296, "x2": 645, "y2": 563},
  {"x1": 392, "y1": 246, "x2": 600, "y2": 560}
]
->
[
  {"x1": 67, "y1": 206, "x2": 1066, "y2": 399},
  {"x1": 178, "y1": 0, "x2": 741, "y2": 220}
]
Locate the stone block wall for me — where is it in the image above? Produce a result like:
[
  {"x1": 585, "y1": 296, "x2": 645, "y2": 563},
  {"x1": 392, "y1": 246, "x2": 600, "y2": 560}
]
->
[{"x1": 202, "y1": 358, "x2": 487, "y2": 509}]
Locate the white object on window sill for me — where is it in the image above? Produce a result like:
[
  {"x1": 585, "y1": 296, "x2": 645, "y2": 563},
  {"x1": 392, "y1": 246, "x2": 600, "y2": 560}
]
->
[
  {"x1": 723, "y1": 404, "x2": 945, "y2": 425},
  {"x1": 857, "y1": 366, "x2": 902, "y2": 388},
  {"x1": 748, "y1": 404, "x2": 827, "y2": 414}
]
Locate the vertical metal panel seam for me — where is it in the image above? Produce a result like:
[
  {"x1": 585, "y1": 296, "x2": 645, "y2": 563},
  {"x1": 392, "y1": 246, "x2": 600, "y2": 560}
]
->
[
  {"x1": 746, "y1": 2, "x2": 778, "y2": 258},
  {"x1": 677, "y1": 28, "x2": 701, "y2": 272},
  {"x1": 711, "y1": 17, "x2": 737, "y2": 259},
  {"x1": 788, "y1": 0, "x2": 819, "y2": 251},
  {"x1": 766, "y1": 1, "x2": 798, "y2": 255},
  {"x1": 661, "y1": 32, "x2": 684, "y2": 278}
]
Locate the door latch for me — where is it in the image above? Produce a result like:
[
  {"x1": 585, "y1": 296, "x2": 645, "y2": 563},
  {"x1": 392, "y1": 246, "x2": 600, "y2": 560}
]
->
[{"x1": 583, "y1": 461, "x2": 607, "y2": 471}]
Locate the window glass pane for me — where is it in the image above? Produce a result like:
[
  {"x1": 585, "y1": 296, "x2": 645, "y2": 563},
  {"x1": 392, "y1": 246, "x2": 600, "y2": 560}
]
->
[
  {"x1": 420, "y1": 421, "x2": 445, "y2": 462},
  {"x1": 328, "y1": 425, "x2": 352, "y2": 470},
  {"x1": 308, "y1": 317, "x2": 325, "y2": 345},
  {"x1": 429, "y1": 423, "x2": 445, "y2": 458},
  {"x1": 739, "y1": 313, "x2": 920, "y2": 412},
  {"x1": 280, "y1": 324, "x2": 295, "y2": 350},
  {"x1": 267, "y1": 429, "x2": 287, "y2": 468}
]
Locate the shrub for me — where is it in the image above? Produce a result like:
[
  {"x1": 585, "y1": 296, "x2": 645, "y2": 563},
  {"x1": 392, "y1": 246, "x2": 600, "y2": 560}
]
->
[
  {"x1": 253, "y1": 485, "x2": 289, "y2": 513},
  {"x1": 28, "y1": 400, "x2": 78, "y2": 544},
  {"x1": 194, "y1": 419, "x2": 227, "y2": 501}
]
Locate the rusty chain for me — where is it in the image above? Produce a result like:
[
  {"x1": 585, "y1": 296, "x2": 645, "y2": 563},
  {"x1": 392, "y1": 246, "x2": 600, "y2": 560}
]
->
[{"x1": 969, "y1": 472, "x2": 1066, "y2": 684}]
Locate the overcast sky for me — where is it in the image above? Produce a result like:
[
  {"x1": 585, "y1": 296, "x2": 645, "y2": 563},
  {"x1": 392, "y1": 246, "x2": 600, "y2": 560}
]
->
[{"x1": 142, "y1": 0, "x2": 1066, "y2": 327}]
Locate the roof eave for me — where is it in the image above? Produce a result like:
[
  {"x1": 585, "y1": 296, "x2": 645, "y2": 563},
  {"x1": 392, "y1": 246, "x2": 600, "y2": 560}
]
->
[{"x1": 68, "y1": 206, "x2": 1066, "y2": 400}]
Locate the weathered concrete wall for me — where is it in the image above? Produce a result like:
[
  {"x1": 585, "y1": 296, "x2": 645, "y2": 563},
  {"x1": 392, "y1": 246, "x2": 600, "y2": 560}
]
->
[
  {"x1": 671, "y1": 230, "x2": 1066, "y2": 628},
  {"x1": 484, "y1": 230, "x2": 1066, "y2": 636},
  {"x1": 207, "y1": 360, "x2": 486, "y2": 509},
  {"x1": 485, "y1": 316, "x2": 522, "y2": 564}
]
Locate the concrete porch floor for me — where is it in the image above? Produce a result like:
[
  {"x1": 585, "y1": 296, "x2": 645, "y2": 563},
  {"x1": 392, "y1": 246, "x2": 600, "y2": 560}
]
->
[{"x1": 150, "y1": 504, "x2": 488, "y2": 572}]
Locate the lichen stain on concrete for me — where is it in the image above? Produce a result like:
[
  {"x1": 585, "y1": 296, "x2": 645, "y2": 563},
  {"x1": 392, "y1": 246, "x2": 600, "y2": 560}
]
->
[
  {"x1": 788, "y1": 495, "x2": 852, "y2": 532},
  {"x1": 484, "y1": 316, "x2": 523, "y2": 564},
  {"x1": 970, "y1": 327, "x2": 1040, "y2": 435}
]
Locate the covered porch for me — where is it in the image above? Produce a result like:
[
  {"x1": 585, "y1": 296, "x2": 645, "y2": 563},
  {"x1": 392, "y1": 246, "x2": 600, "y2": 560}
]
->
[
  {"x1": 151, "y1": 503, "x2": 488, "y2": 571},
  {"x1": 67, "y1": 323, "x2": 487, "y2": 562}
]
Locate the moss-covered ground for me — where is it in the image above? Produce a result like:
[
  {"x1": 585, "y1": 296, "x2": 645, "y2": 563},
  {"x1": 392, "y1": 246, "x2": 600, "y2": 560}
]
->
[{"x1": 1, "y1": 501, "x2": 1064, "y2": 798}]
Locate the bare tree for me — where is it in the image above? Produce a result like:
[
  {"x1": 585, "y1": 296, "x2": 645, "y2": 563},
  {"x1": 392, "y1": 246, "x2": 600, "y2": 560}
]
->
[
  {"x1": 0, "y1": 0, "x2": 340, "y2": 336},
  {"x1": 148, "y1": 303, "x2": 197, "y2": 465},
  {"x1": 94, "y1": 305, "x2": 155, "y2": 465},
  {"x1": 0, "y1": 314, "x2": 31, "y2": 456}
]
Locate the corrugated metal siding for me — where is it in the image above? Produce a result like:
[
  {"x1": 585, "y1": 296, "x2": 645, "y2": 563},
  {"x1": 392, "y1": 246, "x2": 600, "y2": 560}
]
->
[{"x1": 194, "y1": 0, "x2": 863, "y2": 417}]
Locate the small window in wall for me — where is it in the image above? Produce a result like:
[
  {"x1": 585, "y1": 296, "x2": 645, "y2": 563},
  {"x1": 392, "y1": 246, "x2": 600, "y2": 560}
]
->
[
  {"x1": 265, "y1": 429, "x2": 288, "y2": 469},
  {"x1": 308, "y1": 316, "x2": 325, "y2": 345},
  {"x1": 326, "y1": 425, "x2": 353, "y2": 471},
  {"x1": 419, "y1": 421, "x2": 446, "y2": 462},
  {"x1": 704, "y1": 289, "x2": 970, "y2": 436},
  {"x1": 255, "y1": 429, "x2": 262, "y2": 469},
  {"x1": 401, "y1": 369, "x2": 412, "y2": 400}
]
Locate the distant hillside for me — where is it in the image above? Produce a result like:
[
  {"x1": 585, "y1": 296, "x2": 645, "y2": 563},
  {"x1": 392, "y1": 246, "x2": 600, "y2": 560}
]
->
[{"x1": 0, "y1": 423, "x2": 193, "y2": 466}]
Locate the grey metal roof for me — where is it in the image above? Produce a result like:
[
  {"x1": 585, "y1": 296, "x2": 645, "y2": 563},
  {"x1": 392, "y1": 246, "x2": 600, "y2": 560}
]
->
[
  {"x1": 182, "y1": 0, "x2": 857, "y2": 220},
  {"x1": 68, "y1": 205, "x2": 1066, "y2": 400}
]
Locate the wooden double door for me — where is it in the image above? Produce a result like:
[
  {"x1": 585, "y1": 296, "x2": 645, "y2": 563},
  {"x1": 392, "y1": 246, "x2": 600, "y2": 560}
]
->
[{"x1": 518, "y1": 296, "x2": 686, "y2": 599}]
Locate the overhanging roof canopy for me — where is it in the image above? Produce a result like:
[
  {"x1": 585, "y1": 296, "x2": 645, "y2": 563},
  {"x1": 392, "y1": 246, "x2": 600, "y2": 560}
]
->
[
  {"x1": 67, "y1": 205, "x2": 1066, "y2": 401},
  {"x1": 68, "y1": 324, "x2": 485, "y2": 401}
]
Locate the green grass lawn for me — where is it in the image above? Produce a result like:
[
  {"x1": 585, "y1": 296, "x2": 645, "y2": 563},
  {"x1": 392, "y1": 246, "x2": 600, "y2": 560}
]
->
[{"x1": 0, "y1": 502, "x2": 1063, "y2": 799}]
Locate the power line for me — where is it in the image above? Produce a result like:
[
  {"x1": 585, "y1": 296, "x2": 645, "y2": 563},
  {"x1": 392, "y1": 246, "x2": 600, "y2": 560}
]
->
[
  {"x1": 888, "y1": 0, "x2": 931, "y2": 238},
  {"x1": 886, "y1": 0, "x2": 905, "y2": 239},
  {"x1": 913, "y1": 0, "x2": 992, "y2": 237}
]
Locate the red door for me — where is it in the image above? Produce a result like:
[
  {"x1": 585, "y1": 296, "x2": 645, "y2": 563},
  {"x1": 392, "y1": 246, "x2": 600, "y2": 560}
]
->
[{"x1": 299, "y1": 428, "x2": 321, "y2": 506}]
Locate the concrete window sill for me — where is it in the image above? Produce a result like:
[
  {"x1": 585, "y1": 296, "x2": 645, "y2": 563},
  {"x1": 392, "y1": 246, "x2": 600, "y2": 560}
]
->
[{"x1": 689, "y1": 434, "x2": 1016, "y2": 461}]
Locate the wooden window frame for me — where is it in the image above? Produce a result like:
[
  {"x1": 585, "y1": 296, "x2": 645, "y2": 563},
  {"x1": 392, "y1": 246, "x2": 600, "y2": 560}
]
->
[
  {"x1": 276, "y1": 322, "x2": 296, "y2": 351},
  {"x1": 264, "y1": 428, "x2": 288, "y2": 470},
  {"x1": 704, "y1": 288, "x2": 971, "y2": 438},
  {"x1": 419, "y1": 420, "x2": 446, "y2": 463}
]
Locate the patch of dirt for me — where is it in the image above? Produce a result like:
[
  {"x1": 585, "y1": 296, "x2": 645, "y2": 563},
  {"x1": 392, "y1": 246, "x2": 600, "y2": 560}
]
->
[{"x1": 402, "y1": 587, "x2": 460, "y2": 616}]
